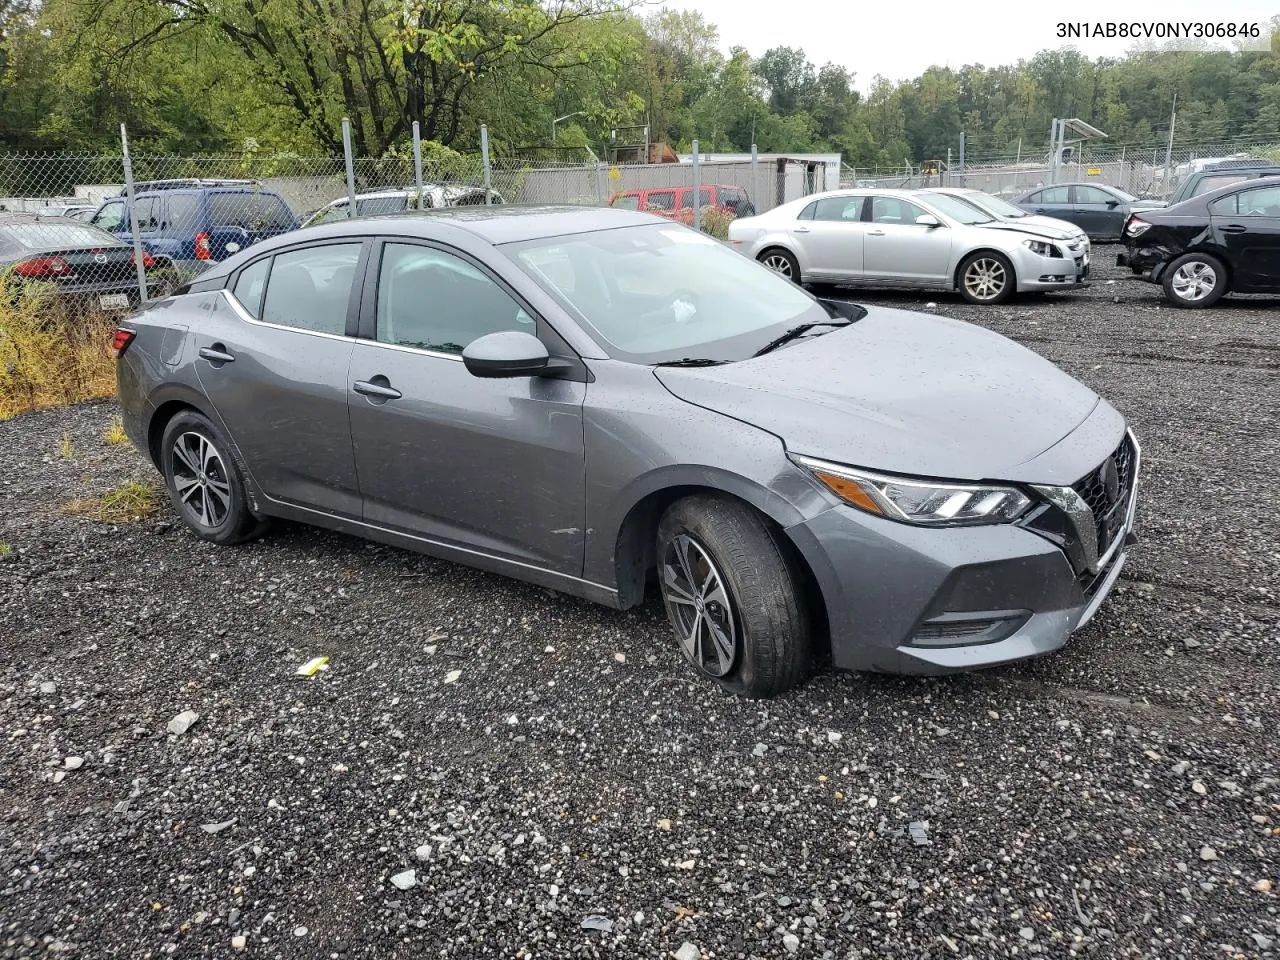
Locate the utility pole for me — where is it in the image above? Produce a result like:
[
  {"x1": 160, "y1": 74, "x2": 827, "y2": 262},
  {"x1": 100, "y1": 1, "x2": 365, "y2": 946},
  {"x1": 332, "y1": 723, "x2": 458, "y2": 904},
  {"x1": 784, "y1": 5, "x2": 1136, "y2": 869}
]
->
[{"x1": 1163, "y1": 93, "x2": 1178, "y2": 187}]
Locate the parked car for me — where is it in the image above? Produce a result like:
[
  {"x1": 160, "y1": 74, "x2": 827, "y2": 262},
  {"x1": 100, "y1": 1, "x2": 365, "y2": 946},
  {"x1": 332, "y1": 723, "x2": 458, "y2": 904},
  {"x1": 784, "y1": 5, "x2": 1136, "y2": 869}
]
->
[
  {"x1": 1117, "y1": 175, "x2": 1280, "y2": 308},
  {"x1": 89, "y1": 180, "x2": 298, "y2": 278},
  {"x1": 727, "y1": 188, "x2": 1090, "y2": 304},
  {"x1": 300, "y1": 184, "x2": 505, "y2": 228},
  {"x1": 1165, "y1": 161, "x2": 1280, "y2": 207},
  {"x1": 925, "y1": 187, "x2": 1090, "y2": 255},
  {"x1": 113, "y1": 206, "x2": 1139, "y2": 696},
  {"x1": 37, "y1": 204, "x2": 98, "y2": 220},
  {"x1": 0, "y1": 213, "x2": 172, "y2": 310},
  {"x1": 609, "y1": 185, "x2": 756, "y2": 218},
  {"x1": 1013, "y1": 182, "x2": 1165, "y2": 241}
]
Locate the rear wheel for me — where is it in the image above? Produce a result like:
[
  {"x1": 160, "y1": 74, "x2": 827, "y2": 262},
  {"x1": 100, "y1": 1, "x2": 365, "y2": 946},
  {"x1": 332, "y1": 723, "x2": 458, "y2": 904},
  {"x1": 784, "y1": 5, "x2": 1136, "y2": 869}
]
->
[
  {"x1": 656, "y1": 495, "x2": 811, "y2": 697},
  {"x1": 1162, "y1": 252, "x2": 1227, "y2": 308},
  {"x1": 758, "y1": 248, "x2": 801, "y2": 284},
  {"x1": 958, "y1": 251, "x2": 1015, "y2": 304},
  {"x1": 160, "y1": 410, "x2": 265, "y2": 545}
]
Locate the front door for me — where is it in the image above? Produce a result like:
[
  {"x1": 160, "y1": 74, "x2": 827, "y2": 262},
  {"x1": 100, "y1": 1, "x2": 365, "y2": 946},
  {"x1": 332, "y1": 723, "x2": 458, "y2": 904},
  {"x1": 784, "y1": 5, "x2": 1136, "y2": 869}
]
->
[
  {"x1": 1072, "y1": 185, "x2": 1125, "y2": 239},
  {"x1": 862, "y1": 196, "x2": 953, "y2": 282},
  {"x1": 1210, "y1": 184, "x2": 1280, "y2": 291},
  {"x1": 193, "y1": 240, "x2": 367, "y2": 517},
  {"x1": 347, "y1": 240, "x2": 586, "y2": 575}
]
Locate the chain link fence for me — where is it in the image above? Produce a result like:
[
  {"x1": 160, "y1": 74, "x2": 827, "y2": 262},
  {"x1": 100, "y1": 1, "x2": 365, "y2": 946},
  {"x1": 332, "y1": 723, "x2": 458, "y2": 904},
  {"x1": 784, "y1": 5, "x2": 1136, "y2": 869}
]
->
[{"x1": 0, "y1": 123, "x2": 830, "y2": 315}]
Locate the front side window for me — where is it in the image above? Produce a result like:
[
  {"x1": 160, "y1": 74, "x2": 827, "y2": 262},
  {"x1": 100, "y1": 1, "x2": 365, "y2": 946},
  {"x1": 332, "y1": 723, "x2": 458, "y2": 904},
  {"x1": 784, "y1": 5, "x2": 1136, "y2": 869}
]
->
[
  {"x1": 375, "y1": 243, "x2": 533, "y2": 355},
  {"x1": 92, "y1": 200, "x2": 125, "y2": 232},
  {"x1": 259, "y1": 243, "x2": 362, "y2": 335},
  {"x1": 356, "y1": 196, "x2": 409, "y2": 217},
  {"x1": 511, "y1": 223, "x2": 839, "y2": 364},
  {"x1": 611, "y1": 194, "x2": 641, "y2": 211},
  {"x1": 870, "y1": 196, "x2": 928, "y2": 225},
  {"x1": 678, "y1": 188, "x2": 713, "y2": 210},
  {"x1": 231, "y1": 258, "x2": 270, "y2": 319},
  {"x1": 1074, "y1": 185, "x2": 1115, "y2": 204}
]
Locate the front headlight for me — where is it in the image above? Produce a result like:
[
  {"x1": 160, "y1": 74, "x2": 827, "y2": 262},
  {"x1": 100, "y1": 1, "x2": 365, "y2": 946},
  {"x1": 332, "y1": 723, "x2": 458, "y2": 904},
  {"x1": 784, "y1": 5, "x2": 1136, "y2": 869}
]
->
[
  {"x1": 793, "y1": 456, "x2": 1032, "y2": 526},
  {"x1": 1023, "y1": 238, "x2": 1059, "y2": 257}
]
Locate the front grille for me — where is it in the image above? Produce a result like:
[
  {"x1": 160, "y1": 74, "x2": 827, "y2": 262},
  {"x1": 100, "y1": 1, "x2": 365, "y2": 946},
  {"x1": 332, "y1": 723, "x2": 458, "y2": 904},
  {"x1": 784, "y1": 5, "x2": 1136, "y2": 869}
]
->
[{"x1": 1071, "y1": 434, "x2": 1137, "y2": 565}]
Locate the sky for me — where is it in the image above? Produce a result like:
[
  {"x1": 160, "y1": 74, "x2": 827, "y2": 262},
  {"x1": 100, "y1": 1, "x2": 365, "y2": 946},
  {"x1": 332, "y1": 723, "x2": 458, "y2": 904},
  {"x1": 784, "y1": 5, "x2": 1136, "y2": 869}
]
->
[{"x1": 658, "y1": 0, "x2": 1278, "y2": 90}]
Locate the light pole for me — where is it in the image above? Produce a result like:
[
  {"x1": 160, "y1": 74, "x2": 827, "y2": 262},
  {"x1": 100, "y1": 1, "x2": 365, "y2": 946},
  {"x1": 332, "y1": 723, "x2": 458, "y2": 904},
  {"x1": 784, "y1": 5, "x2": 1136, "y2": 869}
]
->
[{"x1": 552, "y1": 111, "x2": 585, "y2": 145}]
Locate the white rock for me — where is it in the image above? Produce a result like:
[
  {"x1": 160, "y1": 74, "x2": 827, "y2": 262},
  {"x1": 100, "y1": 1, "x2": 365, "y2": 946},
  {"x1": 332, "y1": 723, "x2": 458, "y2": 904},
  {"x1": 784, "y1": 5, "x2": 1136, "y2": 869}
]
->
[
  {"x1": 1199, "y1": 846, "x2": 1218, "y2": 861},
  {"x1": 391, "y1": 868, "x2": 417, "y2": 890},
  {"x1": 231, "y1": 935, "x2": 246, "y2": 951},
  {"x1": 63, "y1": 756, "x2": 84, "y2": 771},
  {"x1": 294, "y1": 926, "x2": 307, "y2": 937},
  {"x1": 167, "y1": 710, "x2": 199, "y2": 735},
  {"x1": 1019, "y1": 926, "x2": 1035, "y2": 941},
  {"x1": 1191, "y1": 780, "x2": 1207, "y2": 795},
  {"x1": 673, "y1": 943, "x2": 700, "y2": 960},
  {"x1": 783, "y1": 933, "x2": 800, "y2": 953},
  {"x1": 415, "y1": 844, "x2": 432, "y2": 861},
  {"x1": 443, "y1": 670, "x2": 462, "y2": 684},
  {"x1": 826, "y1": 731, "x2": 842, "y2": 743},
  {"x1": 39, "y1": 682, "x2": 56, "y2": 694}
]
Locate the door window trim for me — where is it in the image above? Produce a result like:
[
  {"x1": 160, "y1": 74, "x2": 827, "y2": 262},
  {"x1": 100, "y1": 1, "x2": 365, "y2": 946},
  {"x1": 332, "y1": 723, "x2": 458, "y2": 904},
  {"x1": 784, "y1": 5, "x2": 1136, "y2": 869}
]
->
[{"x1": 224, "y1": 237, "x2": 371, "y2": 339}]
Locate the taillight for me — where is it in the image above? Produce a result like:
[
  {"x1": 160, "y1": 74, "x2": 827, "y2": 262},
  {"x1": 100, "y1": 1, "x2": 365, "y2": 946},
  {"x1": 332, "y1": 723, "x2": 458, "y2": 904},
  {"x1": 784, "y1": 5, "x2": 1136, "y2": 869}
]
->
[
  {"x1": 194, "y1": 232, "x2": 211, "y2": 260},
  {"x1": 110, "y1": 328, "x2": 136, "y2": 358},
  {"x1": 14, "y1": 255, "x2": 71, "y2": 278},
  {"x1": 129, "y1": 250, "x2": 156, "y2": 268},
  {"x1": 1125, "y1": 216, "x2": 1151, "y2": 238}
]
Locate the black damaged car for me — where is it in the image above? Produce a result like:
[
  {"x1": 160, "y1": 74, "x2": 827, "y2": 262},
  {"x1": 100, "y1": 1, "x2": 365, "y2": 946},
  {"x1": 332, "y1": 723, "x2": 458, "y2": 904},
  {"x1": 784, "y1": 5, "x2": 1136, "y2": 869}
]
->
[{"x1": 1118, "y1": 175, "x2": 1280, "y2": 308}]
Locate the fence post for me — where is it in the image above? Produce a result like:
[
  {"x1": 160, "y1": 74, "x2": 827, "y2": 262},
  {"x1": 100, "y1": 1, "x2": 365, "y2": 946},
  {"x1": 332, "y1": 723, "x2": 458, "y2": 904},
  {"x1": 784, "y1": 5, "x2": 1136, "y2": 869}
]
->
[
  {"x1": 691, "y1": 139, "x2": 701, "y2": 233},
  {"x1": 412, "y1": 120, "x2": 424, "y2": 210},
  {"x1": 595, "y1": 162, "x2": 606, "y2": 205},
  {"x1": 958, "y1": 131, "x2": 965, "y2": 187},
  {"x1": 119, "y1": 124, "x2": 149, "y2": 304},
  {"x1": 750, "y1": 143, "x2": 758, "y2": 208},
  {"x1": 341, "y1": 117, "x2": 357, "y2": 217},
  {"x1": 480, "y1": 124, "x2": 492, "y2": 205}
]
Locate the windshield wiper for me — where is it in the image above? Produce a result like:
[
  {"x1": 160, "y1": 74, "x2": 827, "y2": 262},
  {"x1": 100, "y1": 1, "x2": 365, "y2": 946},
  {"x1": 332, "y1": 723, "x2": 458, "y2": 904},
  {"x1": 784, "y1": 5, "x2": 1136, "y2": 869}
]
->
[
  {"x1": 654, "y1": 357, "x2": 730, "y2": 367},
  {"x1": 752, "y1": 319, "x2": 851, "y2": 358}
]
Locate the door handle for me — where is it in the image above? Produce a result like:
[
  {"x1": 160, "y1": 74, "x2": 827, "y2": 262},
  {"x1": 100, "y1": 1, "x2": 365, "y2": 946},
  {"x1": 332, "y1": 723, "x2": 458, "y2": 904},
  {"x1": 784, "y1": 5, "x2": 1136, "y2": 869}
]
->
[
  {"x1": 353, "y1": 378, "x2": 402, "y2": 401},
  {"x1": 868, "y1": 229, "x2": 886, "y2": 236},
  {"x1": 198, "y1": 344, "x2": 235, "y2": 364},
  {"x1": 1218, "y1": 224, "x2": 1247, "y2": 234},
  {"x1": 793, "y1": 226, "x2": 810, "y2": 233}
]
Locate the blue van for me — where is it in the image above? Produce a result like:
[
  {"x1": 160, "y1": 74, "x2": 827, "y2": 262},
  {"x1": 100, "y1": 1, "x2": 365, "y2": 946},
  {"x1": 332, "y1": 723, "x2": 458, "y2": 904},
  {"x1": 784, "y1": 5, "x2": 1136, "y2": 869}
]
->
[{"x1": 89, "y1": 180, "x2": 299, "y2": 279}]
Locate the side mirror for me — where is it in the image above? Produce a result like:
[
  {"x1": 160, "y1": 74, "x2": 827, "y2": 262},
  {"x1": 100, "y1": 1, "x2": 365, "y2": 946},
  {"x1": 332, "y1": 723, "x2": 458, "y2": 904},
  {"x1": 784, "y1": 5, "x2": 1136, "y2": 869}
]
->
[
  {"x1": 915, "y1": 214, "x2": 941, "y2": 228},
  {"x1": 1105, "y1": 200, "x2": 1120, "y2": 208},
  {"x1": 462, "y1": 330, "x2": 550, "y2": 379}
]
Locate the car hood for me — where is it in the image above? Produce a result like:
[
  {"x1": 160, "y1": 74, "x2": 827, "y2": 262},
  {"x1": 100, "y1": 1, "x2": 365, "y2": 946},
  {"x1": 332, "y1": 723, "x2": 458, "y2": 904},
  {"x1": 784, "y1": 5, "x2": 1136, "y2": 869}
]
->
[
  {"x1": 654, "y1": 307, "x2": 1101, "y2": 482},
  {"x1": 1004, "y1": 214, "x2": 1086, "y2": 239},
  {"x1": 976, "y1": 220, "x2": 1081, "y2": 242}
]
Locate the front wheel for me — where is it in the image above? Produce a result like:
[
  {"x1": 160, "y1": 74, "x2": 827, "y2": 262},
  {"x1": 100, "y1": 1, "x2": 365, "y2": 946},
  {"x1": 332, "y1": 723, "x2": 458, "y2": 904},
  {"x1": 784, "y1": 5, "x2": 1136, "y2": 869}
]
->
[
  {"x1": 656, "y1": 495, "x2": 811, "y2": 697},
  {"x1": 758, "y1": 248, "x2": 801, "y2": 284},
  {"x1": 958, "y1": 251, "x2": 1015, "y2": 304},
  {"x1": 1162, "y1": 252, "x2": 1227, "y2": 308}
]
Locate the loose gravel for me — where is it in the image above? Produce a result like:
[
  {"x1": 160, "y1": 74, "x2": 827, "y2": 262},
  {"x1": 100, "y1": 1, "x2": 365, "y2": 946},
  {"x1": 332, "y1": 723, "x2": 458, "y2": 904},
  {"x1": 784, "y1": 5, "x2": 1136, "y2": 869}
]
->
[{"x1": 1, "y1": 250, "x2": 1277, "y2": 959}]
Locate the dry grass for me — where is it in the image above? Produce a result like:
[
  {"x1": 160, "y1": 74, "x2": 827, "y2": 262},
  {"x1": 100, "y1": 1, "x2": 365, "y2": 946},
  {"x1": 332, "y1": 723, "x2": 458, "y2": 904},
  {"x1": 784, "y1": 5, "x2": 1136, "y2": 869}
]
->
[
  {"x1": 0, "y1": 542, "x2": 12, "y2": 559},
  {"x1": 63, "y1": 480, "x2": 158, "y2": 524},
  {"x1": 59, "y1": 431, "x2": 75, "y2": 460},
  {"x1": 103, "y1": 417, "x2": 128, "y2": 445},
  {"x1": 0, "y1": 281, "x2": 119, "y2": 420}
]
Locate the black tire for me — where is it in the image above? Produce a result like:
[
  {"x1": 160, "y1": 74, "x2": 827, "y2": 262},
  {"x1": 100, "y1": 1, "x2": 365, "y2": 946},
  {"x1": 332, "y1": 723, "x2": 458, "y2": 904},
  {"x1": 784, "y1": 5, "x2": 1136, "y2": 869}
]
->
[
  {"x1": 758, "y1": 247, "x2": 801, "y2": 284},
  {"x1": 656, "y1": 495, "x2": 811, "y2": 698},
  {"x1": 1161, "y1": 252, "x2": 1228, "y2": 308},
  {"x1": 957, "y1": 251, "x2": 1015, "y2": 304},
  {"x1": 159, "y1": 410, "x2": 265, "y2": 545}
]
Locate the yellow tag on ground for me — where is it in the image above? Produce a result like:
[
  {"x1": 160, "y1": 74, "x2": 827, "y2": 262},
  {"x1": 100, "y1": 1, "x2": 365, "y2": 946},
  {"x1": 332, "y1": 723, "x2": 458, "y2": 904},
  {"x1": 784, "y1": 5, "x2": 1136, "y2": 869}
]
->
[{"x1": 296, "y1": 655, "x2": 330, "y2": 677}]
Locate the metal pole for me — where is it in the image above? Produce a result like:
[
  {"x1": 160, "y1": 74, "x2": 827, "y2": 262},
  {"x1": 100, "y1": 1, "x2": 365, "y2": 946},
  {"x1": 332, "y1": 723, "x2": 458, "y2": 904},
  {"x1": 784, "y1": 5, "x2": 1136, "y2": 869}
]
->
[
  {"x1": 594, "y1": 162, "x2": 606, "y2": 205},
  {"x1": 1048, "y1": 119, "x2": 1058, "y2": 184},
  {"x1": 120, "y1": 124, "x2": 150, "y2": 303},
  {"x1": 750, "y1": 143, "x2": 758, "y2": 209},
  {"x1": 958, "y1": 131, "x2": 965, "y2": 186},
  {"x1": 1016, "y1": 138, "x2": 1021, "y2": 166},
  {"x1": 1163, "y1": 93, "x2": 1177, "y2": 187},
  {"x1": 412, "y1": 121, "x2": 424, "y2": 210},
  {"x1": 691, "y1": 138, "x2": 701, "y2": 232},
  {"x1": 480, "y1": 124, "x2": 492, "y2": 205},
  {"x1": 644, "y1": 124, "x2": 650, "y2": 164},
  {"x1": 341, "y1": 118, "x2": 357, "y2": 218}
]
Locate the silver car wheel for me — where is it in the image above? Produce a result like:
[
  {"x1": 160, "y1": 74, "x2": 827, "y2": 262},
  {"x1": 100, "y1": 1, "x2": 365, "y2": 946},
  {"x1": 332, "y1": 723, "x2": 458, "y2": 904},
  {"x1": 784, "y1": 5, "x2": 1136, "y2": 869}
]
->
[
  {"x1": 761, "y1": 253, "x2": 794, "y2": 278},
  {"x1": 963, "y1": 257, "x2": 1008, "y2": 301},
  {"x1": 660, "y1": 533, "x2": 738, "y2": 678},
  {"x1": 1170, "y1": 261, "x2": 1217, "y2": 302},
  {"x1": 170, "y1": 431, "x2": 232, "y2": 528}
]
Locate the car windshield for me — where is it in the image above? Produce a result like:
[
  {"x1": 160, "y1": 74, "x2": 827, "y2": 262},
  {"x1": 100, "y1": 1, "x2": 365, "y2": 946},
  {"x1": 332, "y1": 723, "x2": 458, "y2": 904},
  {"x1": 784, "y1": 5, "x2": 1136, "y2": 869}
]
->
[
  {"x1": 1107, "y1": 186, "x2": 1138, "y2": 202},
  {"x1": 508, "y1": 224, "x2": 834, "y2": 363},
  {"x1": 959, "y1": 191, "x2": 1028, "y2": 218},
  {"x1": 916, "y1": 192, "x2": 995, "y2": 224}
]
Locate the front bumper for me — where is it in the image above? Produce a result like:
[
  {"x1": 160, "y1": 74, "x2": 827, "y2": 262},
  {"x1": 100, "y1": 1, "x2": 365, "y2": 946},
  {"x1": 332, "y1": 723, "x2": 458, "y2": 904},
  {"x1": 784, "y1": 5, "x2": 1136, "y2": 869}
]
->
[
  {"x1": 784, "y1": 433, "x2": 1139, "y2": 676},
  {"x1": 1013, "y1": 246, "x2": 1090, "y2": 291}
]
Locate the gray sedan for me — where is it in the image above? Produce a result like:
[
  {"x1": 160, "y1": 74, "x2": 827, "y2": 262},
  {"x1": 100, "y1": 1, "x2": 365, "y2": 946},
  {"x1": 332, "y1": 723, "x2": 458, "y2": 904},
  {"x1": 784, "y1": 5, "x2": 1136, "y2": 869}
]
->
[
  {"x1": 1014, "y1": 182, "x2": 1166, "y2": 240},
  {"x1": 114, "y1": 207, "x2": 1138, "y2": 696}
]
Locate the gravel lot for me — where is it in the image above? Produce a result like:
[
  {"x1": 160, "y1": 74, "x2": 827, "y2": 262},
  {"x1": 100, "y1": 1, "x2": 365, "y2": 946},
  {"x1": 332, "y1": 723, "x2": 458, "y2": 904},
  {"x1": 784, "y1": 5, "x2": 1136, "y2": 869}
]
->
[{"x1": 2, "y1": 248, "x2": 1277, "y2": 959}]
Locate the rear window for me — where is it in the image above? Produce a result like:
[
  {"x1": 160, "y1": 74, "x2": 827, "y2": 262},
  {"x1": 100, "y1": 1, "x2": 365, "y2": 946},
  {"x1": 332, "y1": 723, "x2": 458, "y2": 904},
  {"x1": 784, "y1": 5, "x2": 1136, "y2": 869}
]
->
[
  {"x1": 1193, "y1": 174, "x2": 1253, "y2": 197},
  {"x1": 209, "y1": 192, "x2": 294, "y2": 230},
  {"x1": 1, "y1": 223, "x2": 122, "y2": 248},
  {"x1": 355, "y1": 196, "x2": 407, "y2": 217}
]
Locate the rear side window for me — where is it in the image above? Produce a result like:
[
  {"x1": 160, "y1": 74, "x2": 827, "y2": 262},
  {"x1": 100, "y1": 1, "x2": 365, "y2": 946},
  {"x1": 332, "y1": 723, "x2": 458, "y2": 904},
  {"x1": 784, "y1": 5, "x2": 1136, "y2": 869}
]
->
[
  {"x1": 134, "y1": 196, "x2": 161, "y2": 229},
  {"x1": 810, "y1": 196, "x2": 863, "y2": 221},
  {"x1": 259, "y1": 243, "x2": 362, "y2": 335},
  {"x1": 209, "y1": 193, "x2": 294, "y2": 230},
  {"x1": 1030, "y1": 186, "x2": 1070, "y2": 204},
  {"x1": 231, "y1": 258, "x2": 270, "y2": 318},
  {"x1": 678, "y1": 188, "x2": 713, "y2": 209},
  {"x1": 645, "y1": 191, "x2": 676, "y2": 211},
  {"x1": 166, "y1": 194, "x2": 200, "y2": 234}
]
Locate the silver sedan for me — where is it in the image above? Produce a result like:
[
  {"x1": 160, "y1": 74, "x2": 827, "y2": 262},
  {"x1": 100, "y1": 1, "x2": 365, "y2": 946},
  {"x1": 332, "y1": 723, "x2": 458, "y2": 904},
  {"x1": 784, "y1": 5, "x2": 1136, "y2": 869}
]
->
[{"x1": 727, "y1": 188, "x2": 1090, "y2": 304}]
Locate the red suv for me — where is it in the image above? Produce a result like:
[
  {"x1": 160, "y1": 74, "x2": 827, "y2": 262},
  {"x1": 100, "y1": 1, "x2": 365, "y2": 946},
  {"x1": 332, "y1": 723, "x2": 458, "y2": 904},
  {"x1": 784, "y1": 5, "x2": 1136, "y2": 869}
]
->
[{"x1": 609, "y1": 185, "x2": 756, "y2": 220}]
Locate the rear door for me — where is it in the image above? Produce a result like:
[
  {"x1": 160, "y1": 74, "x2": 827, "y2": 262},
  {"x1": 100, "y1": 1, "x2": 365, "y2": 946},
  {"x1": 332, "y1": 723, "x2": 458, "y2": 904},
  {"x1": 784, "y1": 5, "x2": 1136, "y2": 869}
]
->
[
  {"x1": 792, "y1": 195, "x2": 866, "y2": 280},
  {"x1": 192, "y1": 239, "x2": 367, "y2": 517},
  {"x1": 862, "y1": 195, "x2": 952, "y2": 282},
  {"x1": 1023, "y1": 186, "x2": 1076, "y2": 226},
  {"x1": 1209, "y1": 184, "x2": 1280, "y2": 291}
]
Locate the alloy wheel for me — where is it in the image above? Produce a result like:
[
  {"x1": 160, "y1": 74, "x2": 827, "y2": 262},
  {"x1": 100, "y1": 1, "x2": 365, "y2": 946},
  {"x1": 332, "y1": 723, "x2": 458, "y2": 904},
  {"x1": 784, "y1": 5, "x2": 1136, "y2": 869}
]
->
[
  {"x1": 170, "y1": 431, "x2": 232, "y2": 528},
  {"x1": 660, "y1": 533, "x2": 738, "y2": 677},
  {"x1": 1170, "y1": 261, "x2": 1217, "y2": 302},
  {"x1": 761, "y1": 253, "x2": 794, "y2": 278},
  {"x1": 964, "y1": 257, "x2": 1007, "y2": 301}
]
